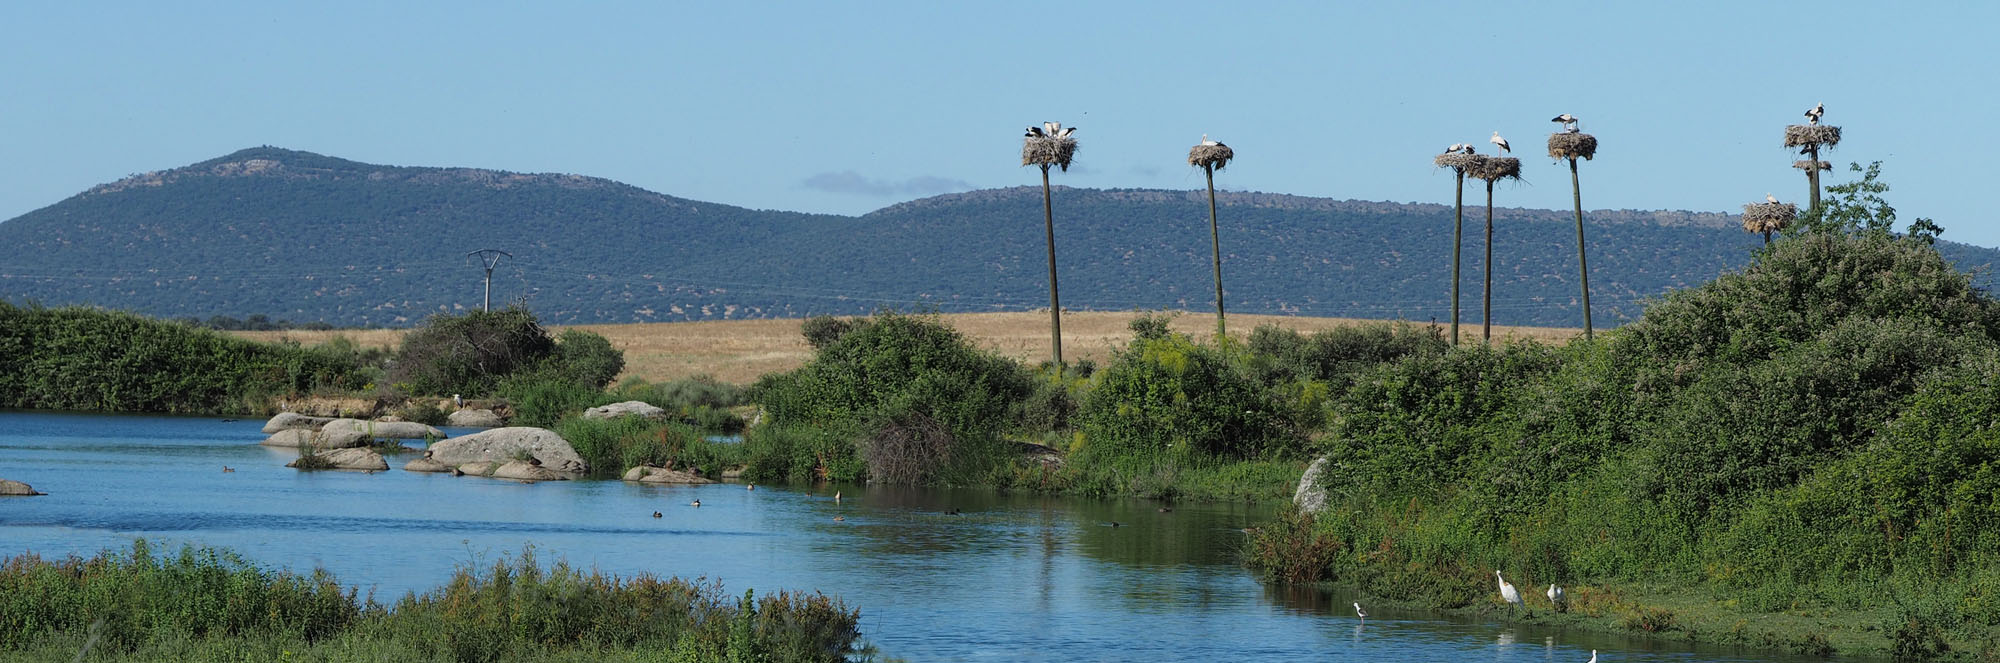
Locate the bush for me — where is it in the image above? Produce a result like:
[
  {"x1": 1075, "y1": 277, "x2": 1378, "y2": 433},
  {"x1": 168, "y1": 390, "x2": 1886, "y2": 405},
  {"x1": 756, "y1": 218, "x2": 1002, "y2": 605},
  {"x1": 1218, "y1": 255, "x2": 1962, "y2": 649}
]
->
[
  {"x1": 1077, "y1": 331, "x2": 1299, "y2": 463},
  {"x1": 547, "y1": 329, "x2": 624, "y2": 389},
  {"x1": 389, "y1": 308, "x2": 556, "y2": 397}
]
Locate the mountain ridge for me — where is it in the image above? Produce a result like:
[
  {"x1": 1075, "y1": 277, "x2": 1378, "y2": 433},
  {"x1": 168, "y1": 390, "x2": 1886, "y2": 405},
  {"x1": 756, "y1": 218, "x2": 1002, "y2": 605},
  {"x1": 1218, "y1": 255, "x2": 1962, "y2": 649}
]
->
[{"x1": 2, "y1": 147, "x2": 1992, "y2": 328}]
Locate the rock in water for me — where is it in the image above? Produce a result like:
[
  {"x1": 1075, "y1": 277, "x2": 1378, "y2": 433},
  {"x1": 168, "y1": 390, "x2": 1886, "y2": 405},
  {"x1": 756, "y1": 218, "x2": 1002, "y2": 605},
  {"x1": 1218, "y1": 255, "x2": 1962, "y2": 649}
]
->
[
  {"x1": 582, "y1": 401, "x2": 668, "y2": 421},
  {"x1": 319, "y1": 419, "x2": 447, "y2": 448},
  {"x1": 622, "y1": 465, "x2": 716, "y2": 484},
  {"x1": 0, "y1": 479, "x2": 45, "y2": 496},
  {"x1": 287, "y1": 448, "x2": 389, "y2": 471},
  {"x1": 492, "y1": 460, "x2": 570, "y2": 482},
  {"x1": 260, "y1": 429, "x2": 326, "y2": 448},
  {"x1": 1294, "y1": 456, "x2": 1331, "y2": 515},
  {"x1": 403, "y1": 457, "x2": 454, "y2": 473},
  {"x1": 446, "y1": 408, "x2": 505, "y2": 428},
  {"x1": 427, "y1": 427, "x2": 589, "y2": 475},
  {"x1": 261, "y1": 412, "x2": 336, "y2": 434}
]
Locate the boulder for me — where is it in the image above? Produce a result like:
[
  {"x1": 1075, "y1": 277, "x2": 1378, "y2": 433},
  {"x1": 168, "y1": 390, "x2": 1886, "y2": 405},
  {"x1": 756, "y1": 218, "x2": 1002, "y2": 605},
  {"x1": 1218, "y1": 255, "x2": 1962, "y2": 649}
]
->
[
  {"x1": 456, "y1": 461, "x2": 497, "y2": 477},
  {"x1": 583, "y1": 401, "x2": 668, "y2": 421},
  {"x1": 1293, "y1": 456, "x2": 1331, "y2": 515},
  {"x1": 427, "y1": 427, "x2": 588, "y2": 475},
  {"x1": 260, "y1": 429, "x2": 340, "y2": 448},
  {"x1": 492, "y1": 460, "x2": 571, "y2": 482},
  {"x1": 622, "y1": 465, "x2": 716, "y2": 484},
  {"x1": 447, "y1": 408, "x2": 505, "y2": 428},
  {"x1": 261, "y1": 412, "x2": 336, "y2": 434},
  {"x1": 320, "y1": 418, "x2": 446, "y2": 448},
  {"x1": 0, "y1": 479, "x2": 44, "y2": 496},
  {"x1": 404, "y1": 457, "x2": 454, "y2": 473},
  {"x1": 287, "y1": 448, "x2": 388, "y2": 471}
]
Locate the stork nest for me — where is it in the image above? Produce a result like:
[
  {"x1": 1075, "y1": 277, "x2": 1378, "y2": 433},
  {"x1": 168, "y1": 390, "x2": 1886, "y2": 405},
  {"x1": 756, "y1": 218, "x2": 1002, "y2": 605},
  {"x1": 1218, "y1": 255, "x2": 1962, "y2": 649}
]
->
[
  {"x1": 1434, "y1": 153, "x2": 1485, "y2": 171},
  {"x1": 1784, "y1": 125, "x2": 1842, "y2": 148},
  {"x1": 1793, "y1": 160, "x2": 1833, "y2": 171},
  {"x1": 1468, "y1": 157, "x2": 1522, "y2": 181},
  {"x1": 1547, "y1": 132, "x2": 1598, "y2": 160},
  {"x1": 1742, "y1": 202, "x2": 1798, "y2": 234},
  {"x1": 1022, "y1": 136, "x2": 1079, "y2": 171},
  {"x1": 1188, "y1": 143, "x2": 1235, "y2": 170}
]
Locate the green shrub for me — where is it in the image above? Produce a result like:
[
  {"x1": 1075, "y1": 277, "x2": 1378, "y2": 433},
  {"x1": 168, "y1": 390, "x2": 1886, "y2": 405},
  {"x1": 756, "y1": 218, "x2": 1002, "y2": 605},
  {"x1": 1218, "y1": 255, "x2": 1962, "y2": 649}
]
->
[
  {"x1": 389, "y1": 308, "x2": 557, "y2": 397},
  {"x1": 742, "y1": 423, "x2": 864, "y2": 484},
  {"x1": 497, "y1": 376, "x2": 615, "y2": 429},
  {"x1": 393, "y1": 401, "x2": 447, "y2": 426},
  {"x1": 547, "y1": 329, "x2": 625, "y2": 389},
  {"x1": 1077, "y1": 332, "x2": 1299, "y2": 463}
]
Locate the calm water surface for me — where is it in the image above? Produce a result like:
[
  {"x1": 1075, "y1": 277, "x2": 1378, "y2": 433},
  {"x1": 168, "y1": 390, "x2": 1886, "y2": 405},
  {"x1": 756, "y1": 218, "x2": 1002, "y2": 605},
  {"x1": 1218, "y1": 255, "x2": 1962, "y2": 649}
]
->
[{"x1": 0, "y1": 412, "x2": 1857, "y2": 662}]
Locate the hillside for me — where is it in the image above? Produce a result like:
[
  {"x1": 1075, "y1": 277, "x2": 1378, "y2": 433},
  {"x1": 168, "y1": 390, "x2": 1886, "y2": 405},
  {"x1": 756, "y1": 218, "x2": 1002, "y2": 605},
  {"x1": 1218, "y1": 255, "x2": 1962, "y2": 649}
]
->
[{"x1": 4, "y1": 147, "x2": 1995, "y2": 328}]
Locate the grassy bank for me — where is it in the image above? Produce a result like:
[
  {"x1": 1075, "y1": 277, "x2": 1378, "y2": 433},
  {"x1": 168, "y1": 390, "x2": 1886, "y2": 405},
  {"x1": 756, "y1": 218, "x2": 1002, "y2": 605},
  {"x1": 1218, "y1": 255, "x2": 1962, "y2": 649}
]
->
[
  {"x1": 1247, "y1": 231, "x2": 2000, "y2": 658},
  {"x1": 0, "y1": 540, "x2": 863, "y2": 663}
]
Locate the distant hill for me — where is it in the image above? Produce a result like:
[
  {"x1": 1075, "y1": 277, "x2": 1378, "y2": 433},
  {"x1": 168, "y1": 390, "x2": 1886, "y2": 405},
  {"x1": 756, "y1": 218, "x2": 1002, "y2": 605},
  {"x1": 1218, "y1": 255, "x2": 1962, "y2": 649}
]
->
[{"x1": 2, "y1": 147, "x2": 1994, "y2": 328}]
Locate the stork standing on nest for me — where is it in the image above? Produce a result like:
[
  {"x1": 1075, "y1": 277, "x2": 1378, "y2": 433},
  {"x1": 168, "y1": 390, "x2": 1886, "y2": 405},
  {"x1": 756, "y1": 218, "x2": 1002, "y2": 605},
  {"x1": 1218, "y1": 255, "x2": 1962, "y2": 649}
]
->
[
  {"x1": 1551, "y1": 113, "x2": 1579, "y2": 133},
  {"x1": 1767, "y1": 192, "x2": 1779, "y2": 204},
  {"x1": 1490, "y1": 131, "x2": 1511, "y2": 154},
  {"x1": 1805, "y1": 102, "x2": 1824, "y2": 125},
  {"x1": 1202, "y1": 134, "x2": 1223, "y2": 147}
]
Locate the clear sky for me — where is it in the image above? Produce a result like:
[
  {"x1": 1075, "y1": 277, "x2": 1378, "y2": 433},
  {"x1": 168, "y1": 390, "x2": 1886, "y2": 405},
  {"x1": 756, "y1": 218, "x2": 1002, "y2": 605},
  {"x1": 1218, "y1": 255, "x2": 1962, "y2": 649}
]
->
[{"x1": 3, "y1": 2, "x2": 1996, "y2": 245}]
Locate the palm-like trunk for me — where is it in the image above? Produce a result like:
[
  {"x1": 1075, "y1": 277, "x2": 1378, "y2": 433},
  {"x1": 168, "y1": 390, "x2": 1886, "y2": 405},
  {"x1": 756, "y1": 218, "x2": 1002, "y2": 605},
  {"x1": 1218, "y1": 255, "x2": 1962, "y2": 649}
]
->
[
  {"x1": 1205, "y1": 164, "x2": 1225, "y2": 337},
  {"x1": 1041, "y1": 165, "x2": 1063, "y2": 366},
  {"x1": 1451, "y1": 170, "x2": 1464, "y2": 346},
  {"x1": 1569, "y1": 158, "x2": 1593, "y2": 340},
  {"x1": 1483, "y1": 179, "x2": 1495, "y2": 346}
]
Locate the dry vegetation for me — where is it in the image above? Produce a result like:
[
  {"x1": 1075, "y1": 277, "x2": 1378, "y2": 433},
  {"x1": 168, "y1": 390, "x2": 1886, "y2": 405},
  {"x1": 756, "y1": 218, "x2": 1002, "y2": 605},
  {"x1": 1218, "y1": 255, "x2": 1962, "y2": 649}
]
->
[{"x1": 234, "y1": 312, "x2": 1579, "y2": 385}]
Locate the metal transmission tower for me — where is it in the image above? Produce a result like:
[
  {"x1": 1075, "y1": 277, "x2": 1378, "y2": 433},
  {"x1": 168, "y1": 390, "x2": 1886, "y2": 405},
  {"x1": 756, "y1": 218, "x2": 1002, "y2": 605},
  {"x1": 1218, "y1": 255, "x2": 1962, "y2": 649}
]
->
[{"x1": 465, "y1": 249, "x2": 512, "y2": 312}]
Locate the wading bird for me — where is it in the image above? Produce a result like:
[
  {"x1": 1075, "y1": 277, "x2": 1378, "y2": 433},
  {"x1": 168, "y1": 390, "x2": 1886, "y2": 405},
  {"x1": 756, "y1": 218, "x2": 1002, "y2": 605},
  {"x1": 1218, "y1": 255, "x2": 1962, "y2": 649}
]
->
[
  {"x1": 1586, "y1": 650, "x2": 1597, "y2": 663},
  {"x1": 1490, "y1": 131, "x2": 1511, "y2": 154},
  {"x1": 1547, "y1": 583, "x2": 1566, "y2": 609},
  {"x1": 1806, "y1": 102, "x2": 1824, "y2": 125},
  {"x1": 1551, "y1": 113, "x2": 1579, "y2": 132},
  {"x1": 1496, "y1": 570, "x2": 1523, "y2": 613},
  {"x1": 1353, "y1": 602, "x2": 1367, "y2": 618},
  {"x1": 1767, "y1": 193, "x2": 1779, "y2": 204},
  {"x1": 1202, "y1": 134, "x2": 1223, "y2": 147}
]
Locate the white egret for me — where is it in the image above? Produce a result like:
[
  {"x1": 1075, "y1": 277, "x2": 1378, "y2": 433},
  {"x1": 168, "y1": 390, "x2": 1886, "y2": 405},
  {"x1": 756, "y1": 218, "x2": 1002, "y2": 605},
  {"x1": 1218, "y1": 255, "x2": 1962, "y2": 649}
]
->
[
  {"x1": 1496, "y1": 570, "x2": 1523, "y2": 612},
  {"x1": 1490, "y1": 131, "x2": 1511, "y2": 154}
]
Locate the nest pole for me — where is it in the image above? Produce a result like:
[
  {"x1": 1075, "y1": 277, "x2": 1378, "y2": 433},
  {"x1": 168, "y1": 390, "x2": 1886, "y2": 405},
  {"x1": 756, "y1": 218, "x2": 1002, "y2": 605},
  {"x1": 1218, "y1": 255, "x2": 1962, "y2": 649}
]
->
[
  {"x1": 1806, "y1": 144, "x2": 1822, "y2": 214},
  {"x1": 1452, "y1": 170, "x2": 1464, "y2": 347},
  {"x1": 1569, "y1": 158, "x2": 1593, "y2": 340},
  {"x1": 1483, "y1": 178, "x2": 1495, "y2": 347},
  {"x1": 1205, "y1": 163, "x2": 1225, "y2": 337},
  {"x1": 1040, "y1": 164, "x2": 1063, "y2": 367}
]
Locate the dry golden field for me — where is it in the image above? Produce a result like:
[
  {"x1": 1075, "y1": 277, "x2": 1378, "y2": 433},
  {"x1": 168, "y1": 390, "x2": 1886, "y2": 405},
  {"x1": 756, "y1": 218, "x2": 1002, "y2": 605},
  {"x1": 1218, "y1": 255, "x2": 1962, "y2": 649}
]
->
[{"x1": 233, "y1": 311, "x2": 1579, "y2": 385}]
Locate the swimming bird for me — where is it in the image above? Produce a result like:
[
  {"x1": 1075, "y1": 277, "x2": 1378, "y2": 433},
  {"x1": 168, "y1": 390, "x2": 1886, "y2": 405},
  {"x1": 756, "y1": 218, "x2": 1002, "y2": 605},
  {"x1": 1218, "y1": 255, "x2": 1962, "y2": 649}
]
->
[
  {"x1": 1158, "y1": 506, "x2": 1173, "y2": 513},
  {"x1": 1547, "y1": 583, "x2": 1566, "y2": 609},
  {"x1": 222, "y1": 466, "x2": 235, "y2": 473},
  {"x1": 651, "y1": 511, "x2": 662, "y2": 518},
  {"x1": 690, "y1": 499, "x2": 701, "y2": 507},
  {"x1": 1353, "y1": 602, "x2": 1367, "y2": 618},
  {"x1": 1496, "y1": 570, "x2": 1523, "y2": 613},
  {"x1": 1586, "y1": 650, "x2": 1597, "y2": 663},
  {"x1": 833, "y1": 515, "x2": 845, "y2": 522},
  {"x1": 1108, "y1": 521, "x2": 1123, "y2": 527},
  {"x1": 1490, "y1": 132, "x2": 1511, "y2": 154},
  {"x1": 1766, "y1": 193, "x2": 1779, "y2": 204},
  {"x1": 747, "y1": 484, "x2": 755, "y2": 491},
  {"x1": 1806, "y1": 102, "x2": 1824, "y2": 125}
]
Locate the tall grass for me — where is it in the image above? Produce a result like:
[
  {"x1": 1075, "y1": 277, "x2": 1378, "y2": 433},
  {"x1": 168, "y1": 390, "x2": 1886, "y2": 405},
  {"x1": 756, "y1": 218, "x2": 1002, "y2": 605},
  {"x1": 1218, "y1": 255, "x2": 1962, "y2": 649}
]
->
[
  {"x1": 555, "y1": 416, "x2": 748, "y2": 479},
  {"x1": 0, "y1": 541, "x2": 863, "y2": 663}
]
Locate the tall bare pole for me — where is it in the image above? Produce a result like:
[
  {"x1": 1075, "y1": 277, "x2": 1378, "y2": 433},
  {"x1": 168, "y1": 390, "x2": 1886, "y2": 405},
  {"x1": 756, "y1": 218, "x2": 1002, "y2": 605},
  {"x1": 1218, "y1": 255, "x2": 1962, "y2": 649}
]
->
[
  {"x1": 1452, "y1": 169, "x2": 1465, "y2": 346},
  {"x1": 1040, "y1": 165, "x2": 1063, "y2": 366},
  {"x1": 1483, "y1": 178, "x2": 1495, "y2": 346},
  {"x1": 1569, "y1": 159, "x2": 1593, "y2": 339},
  {"x1": 466, "y1": 249, "x2": 512, "y2": 312},
  {"x1": 1205, "y1": 163, "x2": 1224, "y2": 336}
]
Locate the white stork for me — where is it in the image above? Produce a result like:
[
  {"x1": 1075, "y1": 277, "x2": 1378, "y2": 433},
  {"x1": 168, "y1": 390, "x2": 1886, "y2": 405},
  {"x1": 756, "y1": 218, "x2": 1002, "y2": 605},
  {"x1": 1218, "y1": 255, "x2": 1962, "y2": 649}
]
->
[
  {"x1": 1551, "y1": 113, "x2": 1579, "y2": 133},
  {"x1": 1490, "y1": 131, "x2": 1511, "y2": 154},
  {"x1": 1202, "y1": 134, "x2": 1222, "y2": 147},
  {"x1": 1766, "y1": 193, "x2": 1779, "y2": 204},
  {"x1": 1058, "y1": 126, "x2": 1076, "y2": 138},
  {"x1": 1806, "y1": 102, "x2": 1825, "y2": 125},
  {"x1": 1044, "y1": 121, "x2": 1062, "y2": 137},
  {"x1": 1026, "y1": 126, "x2": 1044, "y2": 138}
]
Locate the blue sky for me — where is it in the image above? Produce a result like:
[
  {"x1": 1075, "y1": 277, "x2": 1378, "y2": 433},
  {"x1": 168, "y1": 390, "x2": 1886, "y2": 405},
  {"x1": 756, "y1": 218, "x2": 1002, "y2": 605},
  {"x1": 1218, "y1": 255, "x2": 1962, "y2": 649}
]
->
[{"x1": 3, "y1": 2, "x2": 1996, "y2": 245}]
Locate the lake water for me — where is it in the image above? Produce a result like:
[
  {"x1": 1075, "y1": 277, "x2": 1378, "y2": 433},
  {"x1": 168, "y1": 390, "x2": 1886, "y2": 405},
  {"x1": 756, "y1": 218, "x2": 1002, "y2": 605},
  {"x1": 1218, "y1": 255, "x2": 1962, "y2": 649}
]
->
[{"x1": 0, "y1": 411, "x2": 1856, "y2": 662}]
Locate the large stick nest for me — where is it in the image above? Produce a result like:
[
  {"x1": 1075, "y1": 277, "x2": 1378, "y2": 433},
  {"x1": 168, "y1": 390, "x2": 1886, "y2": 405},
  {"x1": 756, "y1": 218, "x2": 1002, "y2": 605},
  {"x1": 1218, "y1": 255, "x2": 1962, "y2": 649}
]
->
[
  {"x1": 1022, "y1": 136, "x2": 1080, "y2": 171},
  {"x1": 1784, "y1": 125, "x2": 1842, "y2": 148},
  {"x1": 1188, "y1": 143, "x2": 1235, "y2": 170},
  {"x1": 1434, "y1": 153, "x2": 1485, "y2": 171},
  {"x1": 1468, "y1": 157, "x2": 1523, "y2": 182},
  {"x1": 1742, "y1": 201, "x2": 1798, "y2": 234},
  {"x1": 1547, "y1": 132, "x2": 1598, "y2": 160},
  {"x1": 1793, "y1": 159, "x2": 1832, "y2": 171}
]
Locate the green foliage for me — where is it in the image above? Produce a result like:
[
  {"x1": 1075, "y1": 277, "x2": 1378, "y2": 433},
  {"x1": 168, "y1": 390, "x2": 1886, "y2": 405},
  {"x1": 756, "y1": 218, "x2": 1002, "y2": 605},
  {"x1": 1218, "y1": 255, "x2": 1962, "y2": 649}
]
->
[
  {"x1": 0, "y1": 542, "x2": 863, "y2": 663},
  {"x1": 555, "y1": 416, "x2": 746, "y2": 478},
  {"x1": 1250, "y1": 229, "x2": 2000, "y2": 641},
  {"x1": 751, "y1": 312, "x2": 1033, "y2": 484},
  {"x1": 741, "y1": 423, "x2": 866, "y2": 485},
  {"x1": 390, "y1": 308, "x2": 557, "y2": 397},
  {"x1": 800, "y1": 315, "x2": 864, "y2": 350},
  {"x1": 0, "y1": 302, "x2": 366, "y2": 414},
  {"x1": 609, "y1": 376, "x2": 748, "y2": 433},
  {"x1": 496, "y1": 377, "x2": 615, "y2": 429},
  {"x1": 547, "y1": 329, "x2": 624, "y2": 389},
  {"x1": 1077, "y1": 331, "x2": 1300, "y2": 463}
]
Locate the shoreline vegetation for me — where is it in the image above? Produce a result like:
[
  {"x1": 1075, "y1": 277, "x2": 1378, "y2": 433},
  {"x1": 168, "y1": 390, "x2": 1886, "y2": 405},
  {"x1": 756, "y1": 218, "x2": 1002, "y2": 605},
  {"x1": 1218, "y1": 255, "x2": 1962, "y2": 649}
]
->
[
  {"x1": 5, "y1": 173, "x2": 1995, "y2": 657},
  {"x1": 0, "y1": 540, "x2": 864, "y2": 663}
]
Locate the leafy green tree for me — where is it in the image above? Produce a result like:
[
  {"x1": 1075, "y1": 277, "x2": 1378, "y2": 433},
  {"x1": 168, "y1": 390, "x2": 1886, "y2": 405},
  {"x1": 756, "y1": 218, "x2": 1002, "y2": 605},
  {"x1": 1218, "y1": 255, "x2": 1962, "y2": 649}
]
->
[{"x1": 389, "y1": 308, "x2": 556, "y2": 396}]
